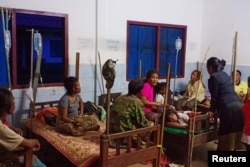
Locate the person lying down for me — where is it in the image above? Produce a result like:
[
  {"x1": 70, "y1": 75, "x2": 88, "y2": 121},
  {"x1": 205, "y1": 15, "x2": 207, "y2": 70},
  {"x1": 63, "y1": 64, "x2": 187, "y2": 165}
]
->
[{"x1": 165, "y1": 109, "x2": 201, "y2": 129}]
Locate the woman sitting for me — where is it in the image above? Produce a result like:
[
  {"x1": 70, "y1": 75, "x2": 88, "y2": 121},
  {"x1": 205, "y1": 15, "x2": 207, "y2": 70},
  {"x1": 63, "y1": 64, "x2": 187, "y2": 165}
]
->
[
  {"x1": 109, "y1": 78, "x2": 154, "y2": 133},
  {"x1": 109, "y1": 79, "x2": 154, "y2": 147},
  {"x1": 176, "y1": 70, "x2": 205, "y2": 111},
  {"x1": 56, "y1": 76, "x2": 100, "y2": 136}
]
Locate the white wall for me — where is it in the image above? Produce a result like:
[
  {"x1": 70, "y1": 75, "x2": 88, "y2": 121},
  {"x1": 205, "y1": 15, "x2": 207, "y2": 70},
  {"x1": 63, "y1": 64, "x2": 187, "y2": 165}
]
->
[
  {"x1": 201, "y1": 0, "x2": 250, "y2": 86},
  {"x1": 1, "y1": 0, "x2": 204, "y2": 98},
  {"x1": 102, "y1": 0, "x2": 203, "y2": 62}
]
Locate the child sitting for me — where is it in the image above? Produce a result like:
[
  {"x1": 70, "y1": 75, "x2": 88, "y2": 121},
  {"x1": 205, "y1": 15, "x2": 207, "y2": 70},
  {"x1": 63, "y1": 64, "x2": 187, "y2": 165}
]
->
[
  {"x1": 155, "y1": 82, "x2": 175, "y2": 113},
  {"x1": 155, "y1": 82, "x2": 166, "y2": 113}
]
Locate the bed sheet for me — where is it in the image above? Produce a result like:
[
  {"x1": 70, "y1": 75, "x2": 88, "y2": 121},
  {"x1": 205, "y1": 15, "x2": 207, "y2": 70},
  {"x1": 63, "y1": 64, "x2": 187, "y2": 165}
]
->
[{"x1": 23, "y1": 118, "x2": 105, "y2": 166}]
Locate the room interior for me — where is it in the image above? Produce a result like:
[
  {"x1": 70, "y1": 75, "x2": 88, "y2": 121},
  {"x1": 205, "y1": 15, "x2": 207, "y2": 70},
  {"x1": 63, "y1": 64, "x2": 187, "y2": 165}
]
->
[{"x1": 0, "y1": 0, "x2": 249, "y2": 166}]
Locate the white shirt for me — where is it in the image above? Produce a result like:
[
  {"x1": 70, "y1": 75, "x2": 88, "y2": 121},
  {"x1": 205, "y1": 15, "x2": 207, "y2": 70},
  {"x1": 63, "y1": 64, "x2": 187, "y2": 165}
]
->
[
  {"x1": 155, "y1": 94, "x2": 164, "y2": 104},
  {"x1": 0, "y1": 120, "x2": 24, "y2": 155}
]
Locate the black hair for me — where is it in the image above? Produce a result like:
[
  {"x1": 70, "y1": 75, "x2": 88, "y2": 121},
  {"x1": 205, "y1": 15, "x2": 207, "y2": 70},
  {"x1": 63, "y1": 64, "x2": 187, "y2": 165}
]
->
[
  {"x1": 206, "y1": 57, "x2": 226, "y2": 72},
  {"x1": 145, "y1": 69, "x2": 158, "y2": 81},
  {"x1": 128, "y1": 79, "x2": 144, "y2": 95},
  {"x1": 165, "y1": 109, "x2": 179, "y2": 122},
  {"x1": 232, "y1": 69, "x2": 242, "y2": 76},
  {"x1": 191, "y1": 69, "x2": 202, "y2": 80},
  {"x1": 0, "y1": 88, "x2": 13, "y2": 116},
  {"x1": 236, "y1": 69, "x2": 241, "y2": 76},
  {"x1": 64, "y1": 76, "x2": 78, "y2": 94},
  {"x1": 155, "y1": 82, "x2": 166, "y2": 94}
]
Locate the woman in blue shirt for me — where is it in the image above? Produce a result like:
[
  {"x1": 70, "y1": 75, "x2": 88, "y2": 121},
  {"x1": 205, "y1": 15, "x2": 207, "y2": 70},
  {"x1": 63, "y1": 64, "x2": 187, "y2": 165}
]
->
[{"x1": 207, "y1": 57, "x2": 244, "y2": 151}]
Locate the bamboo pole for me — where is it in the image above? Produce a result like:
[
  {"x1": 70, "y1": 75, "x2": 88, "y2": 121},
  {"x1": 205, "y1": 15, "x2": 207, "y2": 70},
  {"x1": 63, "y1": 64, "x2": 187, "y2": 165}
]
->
[
  {"x1": 75, "y1": 52, "x2": 80, "y2": 79},
  {"x1": 158, "y1": 64, "x2": 171, "y2": 167},
  {"x1": 232, "y1": 31, "x2": 238, "y2": 87},
  {"x1": 187, "y1": 46, "x2": 210, "y2": 167},
  {"x1": 98, "y1": 51, "x2": 105, "y2": 94}
]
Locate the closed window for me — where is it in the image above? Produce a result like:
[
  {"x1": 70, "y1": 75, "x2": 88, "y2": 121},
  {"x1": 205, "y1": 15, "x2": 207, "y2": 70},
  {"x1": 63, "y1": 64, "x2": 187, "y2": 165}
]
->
[
  {"x1": 0, "y1": 8, "x2": 68, "y2": 88},
  {"x1": 127, "y1": 21, "x2": 187, "y2": 80}
]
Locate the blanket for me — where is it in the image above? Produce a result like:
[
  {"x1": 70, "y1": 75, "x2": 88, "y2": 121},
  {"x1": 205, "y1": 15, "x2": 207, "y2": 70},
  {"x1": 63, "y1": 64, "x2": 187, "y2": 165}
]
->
[{"x1": 23, "y1": 118, "x2": 105, "y2": 166}]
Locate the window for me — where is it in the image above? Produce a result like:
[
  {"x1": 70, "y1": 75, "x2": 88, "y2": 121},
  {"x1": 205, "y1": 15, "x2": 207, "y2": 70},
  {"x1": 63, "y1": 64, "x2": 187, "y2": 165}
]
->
[
  {"x1": 127, "y1": 21, "x2": 187, "y2": 80},
  {"x1": 0, "y1": 8, "x2": 68, "y2": 88}
]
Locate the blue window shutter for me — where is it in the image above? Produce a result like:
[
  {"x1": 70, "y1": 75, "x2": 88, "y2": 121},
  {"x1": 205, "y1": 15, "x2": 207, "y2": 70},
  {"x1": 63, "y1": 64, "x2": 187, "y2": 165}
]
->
[
  {"x1": 159, "y1": 28, "x2": 170, "y2": 77},
  {"x1": 128, "y1": 25, "x2": 156, "y2": 79},
  {"x1": 0, "y1": 13, "x2": 8, "y2": 87},
  {"x1": 128, "y1": 25, "x2": 140, "y2": 79},
  {"x1": 140, "y1": 26, "x2": 156, "y2": 78},
  {"x1": 159, "y1": 27, "x2": 183, "y2": 77}
]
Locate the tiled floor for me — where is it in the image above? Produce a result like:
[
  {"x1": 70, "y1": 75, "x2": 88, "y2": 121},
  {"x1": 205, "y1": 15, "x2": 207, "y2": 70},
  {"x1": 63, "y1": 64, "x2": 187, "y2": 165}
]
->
[{"x1": 128, "y1": 141, "x2": 217, "y2": 167}]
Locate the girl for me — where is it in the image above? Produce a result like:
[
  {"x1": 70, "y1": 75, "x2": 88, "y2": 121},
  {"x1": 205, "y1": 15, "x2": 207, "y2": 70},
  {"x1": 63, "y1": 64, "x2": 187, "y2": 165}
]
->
[
  {"x1": 140, "y1": 69, "x2": 163, "y2": 123},
  {"x1": 155, "y1": 82, "x2": 166, "y2": 105},
  {"x1": 155, "y1": 82, "x2": 175, "y2": 113},
  {"x1": 165, "y1": 109, "x2": 189, "y2": 129},
  {"x1": 176, "y1": 70, "x2": 205, "y2": 111},
  {"x1": 207, "y1": 57, "x2": 244, "y2": 151},
  {"x1": 165, "y1": 109, "x2": 201, "y2": 129}
]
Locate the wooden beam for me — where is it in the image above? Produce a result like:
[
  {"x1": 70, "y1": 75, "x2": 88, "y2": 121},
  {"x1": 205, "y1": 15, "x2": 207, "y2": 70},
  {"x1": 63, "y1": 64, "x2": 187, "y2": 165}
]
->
[{"x1": 75, "y1": 52, "x2": 80, "y2": 79}]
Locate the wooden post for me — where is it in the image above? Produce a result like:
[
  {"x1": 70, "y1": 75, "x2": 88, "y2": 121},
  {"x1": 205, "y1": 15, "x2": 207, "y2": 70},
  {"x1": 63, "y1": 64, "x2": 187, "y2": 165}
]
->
[
  {"x1": 158, "y1": 64, "x2": 171, "y2": 167},
  {"x1": 75, "y1": 52, "x2": 80, "y2": 79},
  {"x1": 98, "y1": 52, "x2": 105, "y2": 94},
  {"x1": 24, "y1": 148, "x2": 33, "y2": 167},
  {"x1": 105, "y1": 88, "x2": 111, "y2": 134}
]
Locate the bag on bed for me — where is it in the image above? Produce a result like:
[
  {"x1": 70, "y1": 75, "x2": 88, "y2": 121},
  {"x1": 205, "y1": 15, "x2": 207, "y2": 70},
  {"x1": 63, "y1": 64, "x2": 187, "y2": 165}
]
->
[{"x1": 84, "y1": 101, "x2": 105, "y2": 120}]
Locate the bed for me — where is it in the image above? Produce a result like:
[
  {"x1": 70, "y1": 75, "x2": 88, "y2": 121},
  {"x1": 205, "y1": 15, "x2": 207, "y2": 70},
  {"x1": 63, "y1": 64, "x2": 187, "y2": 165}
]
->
[
  {"x1": 0, "y1": 148, "x2": 33, "y2": 167},
  {"x1": 163, "y1": 113, "x2": 218, "y2": 167},
  {"x1": 23, "y1": 101, "x2": 161, "y2": 167}
]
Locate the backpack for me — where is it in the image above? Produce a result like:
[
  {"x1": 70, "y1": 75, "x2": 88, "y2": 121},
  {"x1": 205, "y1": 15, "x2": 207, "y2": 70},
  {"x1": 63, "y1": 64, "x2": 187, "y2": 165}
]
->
[{"x1": 84, "y1": 101, "x2": 104, "y2": 120}]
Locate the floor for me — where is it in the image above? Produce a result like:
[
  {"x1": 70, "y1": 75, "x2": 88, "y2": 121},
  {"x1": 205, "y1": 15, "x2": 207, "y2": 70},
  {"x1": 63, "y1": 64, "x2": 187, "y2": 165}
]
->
[{"x1": 128, "y1": 141, "x2": 217, "y2": 167}]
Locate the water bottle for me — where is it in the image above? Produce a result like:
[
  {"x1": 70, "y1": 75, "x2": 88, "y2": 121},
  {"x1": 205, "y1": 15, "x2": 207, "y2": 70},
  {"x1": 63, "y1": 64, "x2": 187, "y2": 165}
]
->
[
  {"x1": 4, "y1": 30, "x2": 11, "y2": 49},
  {"x1": 34, "y1": 32, "x2": 42, "y2": 54}
]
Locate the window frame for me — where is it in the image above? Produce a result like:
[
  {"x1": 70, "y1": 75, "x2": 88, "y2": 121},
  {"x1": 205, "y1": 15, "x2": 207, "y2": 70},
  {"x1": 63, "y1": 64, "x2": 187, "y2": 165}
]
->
[
  {"x1": 10, "y1": 8, "x2": 68, "y2": 89},
  {"x1": 126, "y1": 21, "x2": 187, "y2": 80}
]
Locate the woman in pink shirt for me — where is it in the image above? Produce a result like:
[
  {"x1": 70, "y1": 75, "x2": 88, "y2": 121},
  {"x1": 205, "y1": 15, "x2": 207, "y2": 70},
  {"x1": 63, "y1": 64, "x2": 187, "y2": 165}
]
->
[{"x1": 140, "y1": 69, "x2": 163, "y2": 123}]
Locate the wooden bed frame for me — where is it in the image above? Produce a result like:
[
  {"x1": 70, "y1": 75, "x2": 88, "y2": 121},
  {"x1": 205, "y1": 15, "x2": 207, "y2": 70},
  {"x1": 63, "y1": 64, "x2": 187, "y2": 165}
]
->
[
  {"x1": 0, "y1": 148, "x2": 33, "y2": 167},
  {"x1": 164, "y1": 113, "x2": 218, "y2": 167},
  {"x1": 27, "y1": 100, "x2": 162, "y2": 167},
  {"x1": 99, "y1": 125, "x2": 161, "y2": 167}
]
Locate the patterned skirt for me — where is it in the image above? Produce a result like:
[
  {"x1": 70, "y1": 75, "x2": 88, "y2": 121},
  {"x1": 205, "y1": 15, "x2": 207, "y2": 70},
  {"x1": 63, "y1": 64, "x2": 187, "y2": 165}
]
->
[{"x1": 56, "y1": 115, "x2": 99, "y2": 136}]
